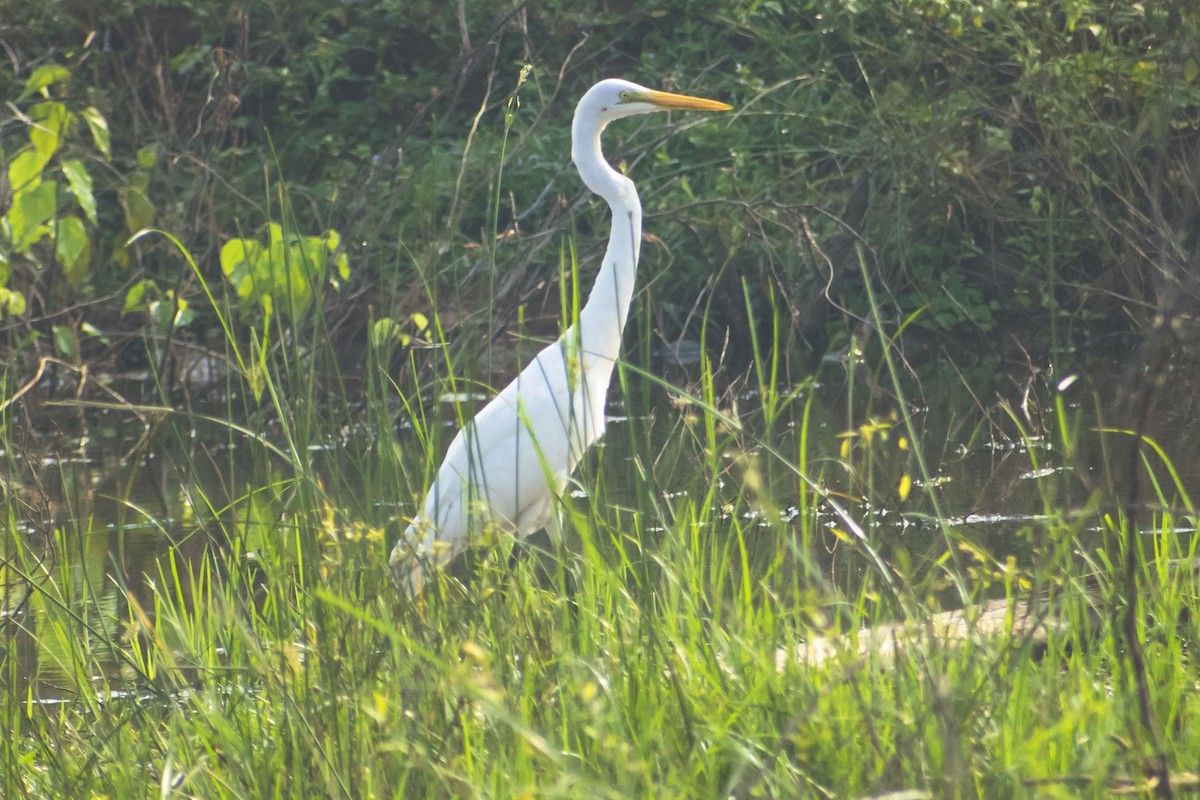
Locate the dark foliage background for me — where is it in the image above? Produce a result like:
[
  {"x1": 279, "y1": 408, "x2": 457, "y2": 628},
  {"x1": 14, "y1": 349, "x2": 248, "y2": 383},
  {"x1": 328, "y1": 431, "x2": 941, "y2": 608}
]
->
[{"x1": 3, "y1": 0, "x2": 1199, "y2": 389}]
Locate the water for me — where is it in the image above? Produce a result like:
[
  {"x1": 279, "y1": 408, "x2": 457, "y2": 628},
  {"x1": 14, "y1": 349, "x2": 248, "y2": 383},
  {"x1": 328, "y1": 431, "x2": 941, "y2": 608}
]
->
[{"x1": 4, "y1": 342, "x2": 1199, "y2": 696}]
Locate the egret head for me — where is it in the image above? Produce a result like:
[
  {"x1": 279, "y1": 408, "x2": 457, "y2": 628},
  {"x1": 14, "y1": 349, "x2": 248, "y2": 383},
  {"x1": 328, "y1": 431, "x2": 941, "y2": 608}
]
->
[
  {"x1": 577, "y1": 79, "x2": 732, "y2": 127},
  {"x1": 571, "y1": 78, "x2": 730, "y2": 203}
]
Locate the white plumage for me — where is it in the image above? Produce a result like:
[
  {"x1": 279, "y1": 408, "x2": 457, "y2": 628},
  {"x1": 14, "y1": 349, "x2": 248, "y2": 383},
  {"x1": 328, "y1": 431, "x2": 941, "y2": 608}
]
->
[{"x1": 390, "y1": 79, "x2": 731, "y2": 592}]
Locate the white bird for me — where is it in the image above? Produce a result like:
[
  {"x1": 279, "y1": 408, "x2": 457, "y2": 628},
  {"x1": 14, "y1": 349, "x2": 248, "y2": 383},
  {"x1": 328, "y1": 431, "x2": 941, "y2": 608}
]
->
[{"x1": 391, "y1": 79, "x2": 731, "y2": 592}]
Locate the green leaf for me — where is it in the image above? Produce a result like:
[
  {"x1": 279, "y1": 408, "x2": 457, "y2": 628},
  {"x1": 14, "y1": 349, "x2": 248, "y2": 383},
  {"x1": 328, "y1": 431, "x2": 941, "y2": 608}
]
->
[
  {"x1": 19, "y1": 65, "x2": 70, "y2": 101},
  {"x1": 8, "y1": 180, "x2": 61, "y2": 252},
  {"x1": 268, "y1": 238, "x2": 287, "y2": 284},
  {"x1": 174, "y1": 299, "x2": 194, "y2": 328},
  {"x1": 219, "y1": 238, "x2": 250, "y2": 277},
  {"x1": 0, "y1": 287, "x2": 26, "y2": 318},
  {"x1": 295, "y1": 237, "x2": 328, "y2": 280},
  {"x1": 123, "y1": 278, "x2": 156, "y2": 314},
  {"x1": 290, "y1": 234, "x2": 339, "y2": 316},
  {"x1": 370, "y1": 318, "x2": 403, "y2": 349},
  {"x1": 81, "y1": 107, "x2": 111, "y2": 160},
  {"x1": 52, "y1": 323, "x2": 79, "y2": 361},
  {"x1": 81, "y1": 321, "x2": 110, "y2": 345},
  {"x1": 219, "y1": 226, "x2": 347, "y2": 320},
  {"x1": 7, "y1": 148, "x2": 50, "y2": 193},
  {"x1": 62, "y1": 160, "x2": 96, "y2": 224},
  {"x1": 284, "y1": 256, "x2": 315, "y2": 316},
  {"x1": 54, "y1": 215, "x2": 92, "y2": 289},
  {"x1": 29, "y1": 101, "x2": 70, "y2": 159},
  {"x1": 220, "y1": 238, "x2": 265, "y2": 305}
]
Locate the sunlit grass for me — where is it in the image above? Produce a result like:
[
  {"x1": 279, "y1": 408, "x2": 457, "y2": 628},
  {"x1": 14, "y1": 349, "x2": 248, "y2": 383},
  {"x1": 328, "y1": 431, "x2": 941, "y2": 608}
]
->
[
  {"x1": 4, "y1": 139, "x2": 1200, "y2": 800},
  {"x1": 4, "y1": 265, "x2": 1199, "y2": 798}
]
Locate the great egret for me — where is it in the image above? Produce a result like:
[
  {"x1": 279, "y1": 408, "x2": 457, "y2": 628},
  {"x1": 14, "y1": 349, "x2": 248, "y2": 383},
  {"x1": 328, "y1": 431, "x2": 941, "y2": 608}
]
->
[{"x1": 391, "y1": 79, "x2": 732, "y2": 592}]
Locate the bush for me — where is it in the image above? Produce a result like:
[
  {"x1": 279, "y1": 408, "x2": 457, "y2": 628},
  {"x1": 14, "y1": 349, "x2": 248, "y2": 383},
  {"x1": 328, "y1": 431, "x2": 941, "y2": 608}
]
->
[{"x1": 2, "y1": 0, "x2": 1198, "y2": 381}]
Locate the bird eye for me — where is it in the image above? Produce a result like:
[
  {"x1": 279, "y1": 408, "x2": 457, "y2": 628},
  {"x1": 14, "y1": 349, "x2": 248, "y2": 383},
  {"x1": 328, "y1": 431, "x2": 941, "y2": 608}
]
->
[{"x1": 619, "y1": 91, "x2": 630, "y2": 101}]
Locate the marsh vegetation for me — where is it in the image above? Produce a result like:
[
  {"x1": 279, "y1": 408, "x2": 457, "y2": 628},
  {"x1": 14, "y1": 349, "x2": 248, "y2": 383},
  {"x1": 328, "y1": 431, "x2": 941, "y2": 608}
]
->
[{"x1": 3, "y1": 1, "x2": 1200, "y2": 796}]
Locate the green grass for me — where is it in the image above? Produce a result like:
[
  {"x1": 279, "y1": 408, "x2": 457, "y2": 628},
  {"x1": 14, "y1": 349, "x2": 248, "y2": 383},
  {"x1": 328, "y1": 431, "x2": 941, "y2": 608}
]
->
[
  {"x1": 3, "y1": 249, "x2": 1199, "y2": 799},
  {"x1": 5, "y1": 24, "x2": 1200, "y2": 789}
]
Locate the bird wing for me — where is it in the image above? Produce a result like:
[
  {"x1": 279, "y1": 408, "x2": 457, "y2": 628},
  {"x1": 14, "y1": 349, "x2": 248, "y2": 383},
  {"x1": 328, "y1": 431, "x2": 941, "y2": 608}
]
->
[{"x1": 408, "y1": 334, "x2": 608, "y2": 565}]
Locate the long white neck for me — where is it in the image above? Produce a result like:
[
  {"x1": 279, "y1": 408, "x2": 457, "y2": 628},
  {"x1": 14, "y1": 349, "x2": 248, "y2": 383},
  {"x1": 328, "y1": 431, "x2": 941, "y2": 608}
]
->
[{"x1": 571, "y1": 113, "x2": 643, "y2": 369}]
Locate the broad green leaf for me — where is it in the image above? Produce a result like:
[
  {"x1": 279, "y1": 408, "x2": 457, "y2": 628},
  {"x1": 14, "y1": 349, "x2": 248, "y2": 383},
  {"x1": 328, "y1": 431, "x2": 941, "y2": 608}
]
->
[
  {"x1": 62, "y1": 160, "x2": 96, "y2": 224},
  {"x1": 81, "y1": 107, "x2": 111, "y2": 159},
  {"x1": 285, "y1": 256, "x2": 314, "y2": 316},
  {"x1": 123, "y1": 278, "x2": 156, "y2": 314},
  {"x1": 54, "y1": 215, "x2": 92, "y2": 289},
  {"x1": 29, "y1": 102, "x2": 70, "y2": 159},
  {"x1": 267, "y1": 240, "x2": 289, "y2": 312},
  {"x1": 7, "y1": 147, "x2": 50, "y2": 193},
  {"x1": 12, "y1": 224, "x2": 51, "y2": 252},
  {"x1": 268, "y1": 239, "x2": 287, "y2": 279},
  {"x1": 296, "y1": 236, "x2": 328, "y2": 279},
  {"x1": 295, "y1": 232, "x2": 328, "y2": 267},
  {"x1": 0, "y1": 287, "x2": 26, "y2": 318},
  {"x1": 20, "y1": 65, "x2": 70, "y2": 101},
  {"x1": 219, "y1": 238, "x2": 251, "y2": 277},
  {"x1": 219, "y1": 226, "x2": 347, "y2": 319},
  {"x1": 8, "y1": 180, "x2": 60, "y2": 252},
  {"x1": 220, "y1": 238, "x2": 264, "y2": 305}
]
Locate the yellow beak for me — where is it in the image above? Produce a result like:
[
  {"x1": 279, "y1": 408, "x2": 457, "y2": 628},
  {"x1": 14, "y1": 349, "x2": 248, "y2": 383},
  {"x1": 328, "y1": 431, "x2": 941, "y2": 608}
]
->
[{"x1": 640, "y1": 89, "x2": 733, "y2": 112}]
